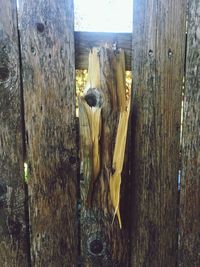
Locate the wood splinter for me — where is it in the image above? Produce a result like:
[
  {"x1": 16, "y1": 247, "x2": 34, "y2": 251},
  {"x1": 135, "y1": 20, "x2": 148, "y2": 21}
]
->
[{"x1": 79, "y1": 46, "x2": 131, "y2": 228}]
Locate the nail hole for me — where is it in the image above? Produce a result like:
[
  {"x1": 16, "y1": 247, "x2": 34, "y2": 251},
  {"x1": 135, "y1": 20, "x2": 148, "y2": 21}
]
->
[
  {"x1": 69, "y1": 156, "x2": 76, "y2": 165},
  {"x1": 36, "y1": 22, "x2": 45, "y2": 33},
  {"x1": 31, "y1": 47, "x2": 35, "y2": 54},
  {"x1": 168, "y1": 48, "x2": 173, "y2": 59},
  {"x1": 148, "y1": 49, "x2": 153, "y2": 57}
]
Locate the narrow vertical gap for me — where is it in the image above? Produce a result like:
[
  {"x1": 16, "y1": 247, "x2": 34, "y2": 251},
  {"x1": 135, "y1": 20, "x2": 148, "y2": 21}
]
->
[
  {"x1": 75, "y1": 70, "x2": 84, "y2": 266},
  {"x1": 179, "y1": 1, "x2": 188, "y2": 196},
  {"x1": 177, "y1": 13, "x2": 188, "y2": 264},
  {"x1": 128, "y1": 90, "x2": 136, "y2": 267},
  {"x1": 76, "y1": 116, "x2": 81, "y2": 267},
  {"x1": 16, "y1": 6, "x2": 32, "y2": 266},
  {"x1": 154, "y1": 1, "x2": 162, "y2": 266}
]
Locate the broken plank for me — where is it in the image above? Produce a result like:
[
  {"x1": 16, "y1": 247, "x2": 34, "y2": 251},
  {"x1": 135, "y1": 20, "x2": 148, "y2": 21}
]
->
[{"x1": 79, "y1": 47, "x2": 131, "y2": 266}]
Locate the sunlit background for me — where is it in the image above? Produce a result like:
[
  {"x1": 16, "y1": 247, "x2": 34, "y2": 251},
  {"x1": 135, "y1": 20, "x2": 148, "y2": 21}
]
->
[{"x1": 74, "y1": 0, "x2": 133, "y2": 32}]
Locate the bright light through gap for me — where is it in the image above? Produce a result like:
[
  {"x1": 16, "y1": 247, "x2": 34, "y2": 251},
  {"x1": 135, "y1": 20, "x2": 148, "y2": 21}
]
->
[{"x1": 74, "y1": 0, "x2": 133, "y2": 33}]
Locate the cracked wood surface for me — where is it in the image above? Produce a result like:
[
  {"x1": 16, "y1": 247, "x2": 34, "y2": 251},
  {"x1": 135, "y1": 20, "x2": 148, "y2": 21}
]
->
[
  {"x1": 0, "y1": 0, "x2": 28, "y2": 266},
  {"x1": 79, "y1": 48, "x2": 131, "y2": 267},
  {"x1": 18, "y1": 0, "x2": 78, "y2": 266}
]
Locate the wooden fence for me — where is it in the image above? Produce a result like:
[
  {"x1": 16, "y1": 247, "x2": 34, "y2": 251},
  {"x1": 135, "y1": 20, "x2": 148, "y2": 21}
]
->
[{"x1": 0, "y1": 0, "x2": 199, "y2": 266}]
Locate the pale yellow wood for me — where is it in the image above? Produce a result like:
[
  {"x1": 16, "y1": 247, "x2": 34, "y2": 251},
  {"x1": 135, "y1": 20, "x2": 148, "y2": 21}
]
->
[
  {"x1": 110, "y1": 109, "x2": 130, "y2": 228},
  {"x1": 79, "y1": 47, "x2": 131, "y2": 227},
  {"x1": 85, "y1": 48, "x2": 100, "y2": 90}
]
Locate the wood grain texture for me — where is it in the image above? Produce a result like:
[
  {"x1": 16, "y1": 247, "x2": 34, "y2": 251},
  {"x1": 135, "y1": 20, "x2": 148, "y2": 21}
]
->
[
  {"x1": 179, "y1": 0, "x2": 200, "y2": 266},
  {"x1": 79, "y1": 48, "x2": 131, "y2": 267},
  {"x1": 18, "y1": 0, "x2": 77, "y2": 266},
  {"x1": 0, "y1": 0, "x2": 28, "y2": 266},
  {"x1": 131, "y1": 0, "x2": 186, "y2": 266},
  {"x1": 75, "y1": 32, "x2": 132, "y2": 70}
]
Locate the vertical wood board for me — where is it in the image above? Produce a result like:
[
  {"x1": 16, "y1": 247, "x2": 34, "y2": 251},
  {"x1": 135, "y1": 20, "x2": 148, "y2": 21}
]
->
[
  {"x1": 131, "y1": 0, "x2": 186, "y2": 266},
  {"x1": 0, "y1": 0, "x2": 28, "y2": 266},
  {"x1": 179, "y1": 0, "x2": 200, "y2": 266},
  {"x1": 18, "y1": 0, "x2": 78, "y2": 266}
]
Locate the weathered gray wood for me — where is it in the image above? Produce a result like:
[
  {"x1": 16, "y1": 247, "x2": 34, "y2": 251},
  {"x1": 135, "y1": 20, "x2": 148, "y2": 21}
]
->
[
  {"x1": 18, "y1": 0, "x2": 77, "y2": 266},
  {"x1": 131, "y1": 0, "x2": 186, "y2": 266},
  {"x1": 0, "y1": 0, "x2": 29, "y2": 266},
  {"x1": 179, "y1": 0, "x2": 200, "y2": 266},
  {"x1": 79, "y1": 48, "x2": 131, "y2": 266},
  {"x1": 75, "y1": 32, "x2": 132, "y2": 70}
]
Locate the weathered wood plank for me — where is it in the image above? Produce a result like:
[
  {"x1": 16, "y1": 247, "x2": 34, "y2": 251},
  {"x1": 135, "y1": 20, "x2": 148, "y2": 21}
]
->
[
  {"x1": 18, "y1": 0, "x2": 78, "y2": 266},
  {"x1": 179, "y1": 0, "x2": 200, "y2": 266},
  {"x1": 0, "y1": 0, "x2": 29, "y2": 266},
  {"x1": 75, "y1": 31, "x2": 132, "y2": 70},
  {"x1": 131, "y1": 0, "x2": 186, "y2": 266},
  {"x1": 79, "y1": 48, "x2": 131, "y2": 266}
]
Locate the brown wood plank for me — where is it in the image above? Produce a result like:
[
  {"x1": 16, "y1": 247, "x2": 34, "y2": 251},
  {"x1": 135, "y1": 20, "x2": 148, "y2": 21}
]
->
[
  {"x1": 179, "y1": 0, "x2": 200, "y2": 266},
  {"x1": 79, "y1": 48, "x2": 131, "y2": 266},
  {"x1": 18, "y1": 0, "x2": 78, "y2": 266},
  {"x1": 130, "y1": 0, "x2": 186, "y2": 266},
  {"x1": 0, "y1": 0, "x2": 29, "y2": 266},
  {"x1": 75, "y1": 31, "x2": 132, "y2": 70}
]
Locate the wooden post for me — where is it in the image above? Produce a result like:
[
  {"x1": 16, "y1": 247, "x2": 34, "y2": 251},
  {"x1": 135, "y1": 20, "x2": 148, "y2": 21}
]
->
[
  {"x1": 179, "y1": 0, "x2": 200, "y2": 266},
  {"x1": 79, "y1": 47, "x2": 131, "y2": 266},
  {"x1": 131, "y1": 0, "x2": 186, "y2": 266},
  {"x1": 0, "y1": 0, "x2": 29, "y2": 266},
  {"x1": 18, "y1": 0, "x2": 78, "y2": 265}
]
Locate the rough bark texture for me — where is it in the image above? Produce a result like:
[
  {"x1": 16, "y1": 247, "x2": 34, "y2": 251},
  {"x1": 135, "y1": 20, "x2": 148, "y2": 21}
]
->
[
  {"x1": 131, "y1": 0, "x2": 186, "y2": 266},
  {"x1": 79, "y1": 48, "x2": 131, "y2": 267},
  {"x1": 0, "y1": 0, "x2": 28, "y2": 266},
  {"x1": 18, "y1": 0, "x2": 77, "y2": 266},
  {"x1": 179, "y1": 1, "x2": 200, "y2": 266}
]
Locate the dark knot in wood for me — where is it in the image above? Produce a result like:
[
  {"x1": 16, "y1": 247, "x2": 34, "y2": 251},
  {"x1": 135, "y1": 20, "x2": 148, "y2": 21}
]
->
[
  {"x1": 0, "y1": 184, "x2": 7, "y2": 196},
  {"x1": 36, "y1": 22, "x2": 45, "y2": 33},
  {"x1": 85, "y1": 94, "x2": 97, "y2": 107},
  {"x1": 89, "y1": 239, "x2": 104, "y2": 255},
  {"x1": 69, "y1": 156, "x2": 76, "y2": 165},
  {"x1": 0, "y1": 66, "x2": 9, "y2": 81},
  {"x1": 84, "y1": 88, "x2": 103, "y2": 108}
]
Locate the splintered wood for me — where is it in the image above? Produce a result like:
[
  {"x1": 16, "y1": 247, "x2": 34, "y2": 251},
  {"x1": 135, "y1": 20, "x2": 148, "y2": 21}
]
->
[{"x1": 79, "y1": 47, "x2": 130, "y2": 228}]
